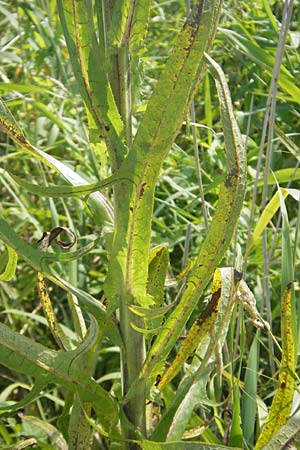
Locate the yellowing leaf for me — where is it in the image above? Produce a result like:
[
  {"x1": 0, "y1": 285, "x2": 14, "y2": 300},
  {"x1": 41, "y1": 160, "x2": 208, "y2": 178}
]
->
[
  {"x1": 255, "y1": 284, "x2": 295, "y2": 449},
  {"x1": 156, "y1": 268, "x2": 239, "y2": 392},
  {"x1": 250, "y1": 190, "x2": 288, "y2": 250}
]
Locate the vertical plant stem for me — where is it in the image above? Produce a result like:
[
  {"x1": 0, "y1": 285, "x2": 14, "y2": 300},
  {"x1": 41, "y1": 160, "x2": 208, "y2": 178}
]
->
[
  {"x1": 112, "y1": 46, "x2": 132, "y2": 149},
  {"x1": 119, "y1": 297, "x2": 146, "y2": 434},
  {"x1": 107, "y1": 0, "x2": 146, "y2": 441}
]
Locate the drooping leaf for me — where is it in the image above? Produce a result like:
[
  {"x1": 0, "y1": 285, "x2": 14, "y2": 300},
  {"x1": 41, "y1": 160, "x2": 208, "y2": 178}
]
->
[
  {"x1": 152, "y1": 268, "x2": 242, "y2": 442},
  {"x1": 0, "y1": 216, "x2": 122, "y2": 346},
  {"x1": 129, "y1": 303, "x2": 174, "y2": 320},
  {"x1": 0, "y1": 320, "x2": 118, "y2": 433},
  {"x1": 10, "y1": 169, "x2": 133, "y2": 198},
  {"x1": 0, "y1": 98, "x2": 113, "y2": 223},
  {"x1": 156, "y1": 268, "x2": 223, "y2": 393},
  {"x1": 37, "y1": 271, "x2": 70, "y2": 350}
]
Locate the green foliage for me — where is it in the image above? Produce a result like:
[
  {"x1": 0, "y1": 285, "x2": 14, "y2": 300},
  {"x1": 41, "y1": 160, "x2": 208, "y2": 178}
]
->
[{"x1": 0, "y1": 1, "x2": 300, "y2": 449}]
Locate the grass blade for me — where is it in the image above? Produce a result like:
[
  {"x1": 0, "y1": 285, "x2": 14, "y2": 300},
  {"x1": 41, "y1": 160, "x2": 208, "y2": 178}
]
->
[{"x1": 241, "y1": 333, "x2": 259, "y2": 448}]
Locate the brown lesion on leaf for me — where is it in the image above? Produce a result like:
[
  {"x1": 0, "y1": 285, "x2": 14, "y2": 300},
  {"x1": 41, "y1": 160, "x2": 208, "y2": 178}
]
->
[
  {"x1": 195, "y1": 287, "x2": 221, "y2": 327},
  {"x1": 138, "y1": 182, "x2": 147, "y2": 199},
  {"x1": 225, "y1": 167, "x2": 238, "y2": 188},
  {"x1": 155, "y1": 373, "x2": 162, "y2": 387},
  {"x1": 18, "y1": 134, "x2": 27, "y2": 144},
  {"x1": 188, "y1": 0, "x2": 205, "y2": 30}
]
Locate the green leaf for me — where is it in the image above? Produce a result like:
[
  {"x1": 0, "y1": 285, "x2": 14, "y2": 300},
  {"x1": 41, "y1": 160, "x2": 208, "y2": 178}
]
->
[
  {"x1": 108, "y1": 0, "x2": 131, "y2": 48},
  {"x1": 129, "y1": 0, "x2": 151, "y2": 52},
  {"x1": 260, "y1": 169, "x2": 300, "y2": 185},
  {"x1": 0, "y1": 378, "x2": 47, "y2": 413},
  {"x1": 129, "y1": 303, "x2": 174, "y2": 319},
  {"x1": 0, "y1": 321, "x2": 118, "y2": 433},
  {"x1": 262, "y1": 0, "x2": 278, "y2": 33},
  {"x1": 0, "y1": 245, "x2": 17, "y2": 281},
  {"x1": 147, "y1": 245, "x2": 169, "y2": 307},
  {"x1": 277, "y1": 183, "x2": 297, "y2": 345},
  {"x1": 0, "y1": 97, "x2": 113, "y2": 224},
  {"x1": 220, "y1": 28, "x2": 300, "y2": 103},
  {"x1": 274, "y1": 124, "x2": 300, "y2": 161},
  {"x1": 155, "y1": 268, "x2": 224, "y2": 393},
  {"x1": 21, "y1": 416, "x2": 68, "y2": 450},
  {"x1": 138, "y1": 52, "x2": 246, "y2": 386},
  {"x1": 10, "y1": 171, "x2": 132, "y2": 198},
  {"x1": 0, "y1": 82, "x2": 48, "y2": 93},
  {"x1": 0, "y1": 216, "x2": 122, "y2": 347},
  {"x1": 152, "y1": 268, "x2": 242, "y2": 441},
  {"x1": 105, "y1": 0, "x2": 223, "y2": 310},
  {"x1": 139, "y1": 439, "x2": 242, "y2": 449},
  {"x1": 241, "y1": 334, "x2": 259, "y2": 448},
  {"x1": 229, "y1": 385, "x2": 243, "y2": 448},
  {"x1": 57, "y1": 0, "x2": 126, "y2": 165},
  {"x1": 263, "y1": 411, "x2": 300, "y2": 450},
  {"x1": 249, "y1": 190, "x2": 288, "y2": 251}
]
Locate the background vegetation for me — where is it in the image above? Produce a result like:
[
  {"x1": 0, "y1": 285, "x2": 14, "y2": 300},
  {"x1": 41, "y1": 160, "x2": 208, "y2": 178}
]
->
[{"x1": 0, "y1": 0, "x2": 299, "y2": 449}]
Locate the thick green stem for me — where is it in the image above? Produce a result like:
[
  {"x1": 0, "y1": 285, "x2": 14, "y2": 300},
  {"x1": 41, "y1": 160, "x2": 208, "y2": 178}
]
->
[
  {"x1": 112, "y1": 182, "x2": 147, "y2": 442},
  {"x1": 107, "y1": 0, "x2": 146, "y2": 440},
  {"x1": 120, "y1": 298, "x2": 146, "y2": 432},
  {"x1": 68, "y1": 397, "x2": 93, "y2": 450}
]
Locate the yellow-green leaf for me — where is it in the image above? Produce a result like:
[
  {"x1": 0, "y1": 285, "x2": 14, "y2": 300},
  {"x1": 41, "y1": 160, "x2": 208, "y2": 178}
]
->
[
  {"x1": 147, "y1": 245, "x2": 169, "y2": 306},
  {"x1": 255, "y1": 284, "x2": 295, "y2": 449},
  {"x1": 249, "y1": 190, "x2": 288, "y2": 250},
  {"x1": 0, "y1": 245, "x2": 18, "y2": 281}
]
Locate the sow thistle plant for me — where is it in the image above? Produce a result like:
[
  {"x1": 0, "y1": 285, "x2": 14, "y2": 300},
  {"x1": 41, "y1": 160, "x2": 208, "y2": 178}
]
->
[{"x1": 0, "y1": 1, "x2": 297, "y2": 449}]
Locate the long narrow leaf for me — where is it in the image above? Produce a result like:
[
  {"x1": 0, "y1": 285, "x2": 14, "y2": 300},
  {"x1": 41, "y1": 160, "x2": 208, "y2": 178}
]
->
[
  {"x1": 11, "y1": 171, "x2": 133, "y2": 198},
  {"x1": 139, "y1": 440, "x2": 242, "y2": 450},
  {"x1": 241, "y1": 333, "x2": 259, "y2": 448},
  {"x1": 138, "y1": 52, "x2": 246, "y2": 387},
  {"x1": 255, "y1": 284, "x2": 295, "y2": 449},
  {"x1": 106, "y1": 0, "x2": 223, "y2": 310},
  {"x1": 0, "y1": 98, "x2": 114, "y2": 223},
  {"x1": 263, "y1": 411, "x2": 300, "y2": 450},
  {"x1": 0, "y1": 217, "x2": 122, "y2": 346},
  {"x1": 57, "y1": 0, "x2": 126, "y2": 165},
  {"x1": 0, "y1": 321, "x2": 118, "y2": 433},
  {"x1": 153, "y1": 268, "x2": 242, "y2": 441}
]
